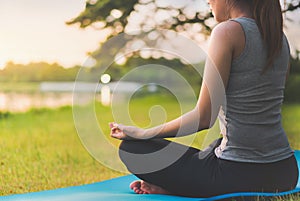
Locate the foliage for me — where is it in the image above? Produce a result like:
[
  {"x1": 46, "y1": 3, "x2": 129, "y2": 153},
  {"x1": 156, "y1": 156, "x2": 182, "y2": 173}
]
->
[
  {"x1": 68, "y1": 0, "x2": 300, "y2": 39},
  {"x1": 284, "y1": 0, "x2": 300, "y2": 12},
  {"x1": 67, "y1": 0, "x2": 300, "y2": 65},
  {"x1": 0, "y1": 58, "x2": 202, "y2": 93},
  {"x1": 68, "y1": 0, "x2": 300, "y2": 34},
  {"x1": 290, "y1": 56, "x2": 300, "y2": 75},
  {"x1": 67, "y1": 0, "x2": 213, "y2": 71},
  {"x1": 285, "y1": 75, "x2": 300, "y2": 103},
  {"x1": 67, "y1": 0, "x2": 299, "y2": 103},
  {"x1": 67, "y1": 0, "x2": 213, "y2": 34},
  {"x1": 0, "y1": 62, "x2": 105, "y2": 83},
  {"x1": 104, "y1": 56, "x2": 203, "y2": 90},
  {"x1": 0, "y1": 62, "x2": 80, "y2": 82},
  {"x1": 0, "y1": 111, "x2": 10, "y2": 119},
  {"x1": 284, "y1": 57, "x2": 300, "y2": 103}
]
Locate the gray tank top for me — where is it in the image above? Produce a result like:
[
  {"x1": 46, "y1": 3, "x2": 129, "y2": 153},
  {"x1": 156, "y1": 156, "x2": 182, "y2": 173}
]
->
[{"x1": 215, "y1": 17, "x2": 294, "y2": 163}]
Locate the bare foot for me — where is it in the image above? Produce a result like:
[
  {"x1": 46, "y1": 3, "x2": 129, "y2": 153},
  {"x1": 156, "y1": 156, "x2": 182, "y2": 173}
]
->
[{"x1": 130, "y1": 180, "x2": 171, "y2": 195}]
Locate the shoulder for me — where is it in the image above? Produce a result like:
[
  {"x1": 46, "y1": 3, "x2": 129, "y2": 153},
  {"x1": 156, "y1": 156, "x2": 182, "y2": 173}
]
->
[
  {"x1": 211, "y1": 20, "x2": 243, "y2": 41},
  {"x1": 210, "y1": 20, "x2": 245, "y2": 56},
  {"x1": 209, "y1": 21, "x2": 241, "y2": 52}
]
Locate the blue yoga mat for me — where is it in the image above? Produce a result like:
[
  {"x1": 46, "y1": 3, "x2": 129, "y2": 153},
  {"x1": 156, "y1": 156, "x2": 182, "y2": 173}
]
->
[{"x1": 2, "y1": 151, "x2": 300, "y2": 201}]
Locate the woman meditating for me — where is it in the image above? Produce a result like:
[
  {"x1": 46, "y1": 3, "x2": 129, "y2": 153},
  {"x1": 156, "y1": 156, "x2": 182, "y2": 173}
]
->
[{"x1": 109, "y1": 0, "x2": 298, "y2": 197}]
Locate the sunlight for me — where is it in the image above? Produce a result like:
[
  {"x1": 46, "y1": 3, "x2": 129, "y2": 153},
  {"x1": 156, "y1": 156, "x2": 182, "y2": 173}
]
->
[
  {"x1": 0, "y1": 0, "x2": 104, "y2": 68},
  {"x1": 0, "y1": 59, "x2": 7, "y2": 69}
]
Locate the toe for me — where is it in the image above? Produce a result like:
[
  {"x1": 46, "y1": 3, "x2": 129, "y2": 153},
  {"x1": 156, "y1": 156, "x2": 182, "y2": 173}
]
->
[
  {"x1": 130, "y1": 180, "x2": 142, "y2": 190},
  {"x1": 137, "y1": 189, "x2": 144, "y2": 194}
]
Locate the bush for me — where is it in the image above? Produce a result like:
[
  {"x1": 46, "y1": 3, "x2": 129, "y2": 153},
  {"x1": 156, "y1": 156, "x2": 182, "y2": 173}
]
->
[
  {"x1": 284, "y1": 75, "x2": 300, "y2": 103},
  {"x1": 0, "y1": 111, "x2": 10, "y2": 119}
]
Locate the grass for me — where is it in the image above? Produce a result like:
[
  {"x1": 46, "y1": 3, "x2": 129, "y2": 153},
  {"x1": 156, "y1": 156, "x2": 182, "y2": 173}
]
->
[
  {"x1": 282, "y1": 104, "x2": 300, "y2": 149},
  {"x1": 0, "y1": 106, "x2": 123, "y2": 195},
  {"x1": 0, "y1": 94, "x2": 299, "y2": 200},
  {"x1": 0, "y1": 93, "x2": 195, "y2": 196}
]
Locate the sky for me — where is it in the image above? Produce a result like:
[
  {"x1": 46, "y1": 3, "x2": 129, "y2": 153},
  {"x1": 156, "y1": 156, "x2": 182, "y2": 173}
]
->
[
  {"x1": 0, "y1": 0, "x2": 105, "y2": 68},
  {"x1": 0, "y1": 0, "x2": 299, "y2": 69}
]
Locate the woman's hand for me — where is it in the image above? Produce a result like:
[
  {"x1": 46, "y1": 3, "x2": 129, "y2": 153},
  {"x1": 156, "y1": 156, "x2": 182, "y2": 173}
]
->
[{"x1": 109, "y1": 122, "x2": 146, "y2": 140}]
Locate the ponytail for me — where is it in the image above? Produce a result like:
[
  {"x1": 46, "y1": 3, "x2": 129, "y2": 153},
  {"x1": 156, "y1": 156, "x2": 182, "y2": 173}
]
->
[{"x1": 253, "y1": 0, "x2": 283, "y2": 72}]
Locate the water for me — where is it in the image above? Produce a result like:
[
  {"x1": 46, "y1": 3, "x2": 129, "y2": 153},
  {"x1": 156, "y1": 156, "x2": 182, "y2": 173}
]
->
[
  {"x1": 0, "y1": 81, "x2": 152, "y2": 112},
  {"x1": 0, "y1": 92, "x2": 98, "y2": 113},
  {"x1": 0, "y1": 81, "x2": 142, "y2": 112}
]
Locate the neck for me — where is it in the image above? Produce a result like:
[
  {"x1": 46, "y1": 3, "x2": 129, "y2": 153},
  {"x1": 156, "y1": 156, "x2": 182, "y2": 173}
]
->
[{"x1": 229, "y1": 3, "x2": 253, "y2": 19}]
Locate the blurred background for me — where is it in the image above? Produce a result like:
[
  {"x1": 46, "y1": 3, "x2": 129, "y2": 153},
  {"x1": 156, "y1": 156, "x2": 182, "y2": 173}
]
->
[{"x1": 0, "y1": 0, "x2": 299, "y2": 196}]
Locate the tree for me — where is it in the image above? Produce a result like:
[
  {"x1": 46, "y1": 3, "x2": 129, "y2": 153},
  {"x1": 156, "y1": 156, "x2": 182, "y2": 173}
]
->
[
  {"x1": 67, "y1": 0, "x2": 300, "y2": 70},
  {"x1": 66, "y1": 0, "x2": 215, "y2": 68},
  {"x1": 284, "y1": 0, "x2": 300, "y2": 12},
  {"x1": 67, "y1": 0, "x2": 213, "y2": 36},
  {"x1": 0, "y1": 62, "x2": 82, "y2": 82},
  {"x1": 67, "y1": 0, "x2": 300, "y2": 102},
  {"x1": 67, "y1": 0, "x2": 300, "y2": 42}
]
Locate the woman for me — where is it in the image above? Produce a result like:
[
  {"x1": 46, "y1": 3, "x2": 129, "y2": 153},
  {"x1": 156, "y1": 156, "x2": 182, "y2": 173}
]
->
[{"x1": 109, "y1": 0, "x2": 298, "y2": 197}]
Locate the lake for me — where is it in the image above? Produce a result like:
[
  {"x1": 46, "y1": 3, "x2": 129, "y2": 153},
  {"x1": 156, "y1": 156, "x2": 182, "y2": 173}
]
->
[
  {"x1": 0, "y1": 81, "x2": 143, "y2": 112},
  {"x1": 0, "y1": 92, "x2": 98, "y2": 112}
]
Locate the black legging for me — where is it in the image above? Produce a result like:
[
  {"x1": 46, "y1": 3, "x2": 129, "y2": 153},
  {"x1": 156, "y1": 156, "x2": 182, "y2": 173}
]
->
[{"x1": 119, "y1": 138, "x2": 298, "y2": 198}]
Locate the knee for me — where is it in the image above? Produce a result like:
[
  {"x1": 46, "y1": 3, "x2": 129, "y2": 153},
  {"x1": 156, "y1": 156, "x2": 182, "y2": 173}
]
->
[
  {"x1": 118, "y1": 140, "x2": 142, "y2": 174},
  {"x1": 118, "y1": 140, "x2": 157, "y2": 164},
  {"x1": 119, "y1": 140, "x2": 138, "y2": 154},
  {"x1": 119, "y1": 139, "x2": 171, "y2": 156},
  {"x1": 118, "y1": 140, "x2": 128, "y2": 162},
  {"x1": 118, "y1": 140, "x2": 139, "y2": 163}
]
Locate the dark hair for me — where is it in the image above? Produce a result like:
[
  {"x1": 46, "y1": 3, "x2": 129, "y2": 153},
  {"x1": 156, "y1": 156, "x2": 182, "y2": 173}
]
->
[
  {"x1": 253, "y1": 0, "x2": 283, "y2": 72},
  {"x1": 227, "y1": 0, "x2": 284, "y2": 72}
]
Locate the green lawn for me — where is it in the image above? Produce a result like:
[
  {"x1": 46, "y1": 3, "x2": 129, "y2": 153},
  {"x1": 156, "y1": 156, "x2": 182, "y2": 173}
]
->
[
  {"x1": 0, "y1": 94, "x2": 193, "y2": 195},
  {"x1": 282, "y1": 104, "x2": 300, "y2": 150},
  {"x1": 0, "y1": 106, "x2": 123, "y2": 195},
  {"x1": 0, "y1": 95, "x2": 299, "y2": 200}
]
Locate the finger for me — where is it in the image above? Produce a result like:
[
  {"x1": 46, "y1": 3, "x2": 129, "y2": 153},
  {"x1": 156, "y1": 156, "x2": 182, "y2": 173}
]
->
[
  {"x1": 111, "y1": 126, "x2": 122, "y2": 133},
  {"x1": 109, "y1": 122, "x2": 120, "y2": 129},
  {"x1": 111, "y1": 126, "x2": 117, "y2": 132},
  {"x1": 115, "y1": 123, "x2": 124, "y2": 131},
  {"x1": 109, "y1": 122, "x2": 115, "y2": 129},
  {"x1": 111, "y1": 132, "x2": 122, "y2": 139},
  {"x1": 110, "y1": 127, "x2": 122, "y2": 135},
  {"x1": 110, "y1": 131, "x2": 118, "y2": 137}
]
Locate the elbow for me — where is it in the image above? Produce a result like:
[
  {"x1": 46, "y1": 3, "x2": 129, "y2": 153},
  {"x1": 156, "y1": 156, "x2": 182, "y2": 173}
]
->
[
  {"x1": 197, "y1": 112, "x2": 213, "y2": 131},
  {"x1": 198, "y1": 118, "x2": 212, "y2": 131},
  {"x1": 193, "y1": 107, "x2": 216, "y2": 131}
]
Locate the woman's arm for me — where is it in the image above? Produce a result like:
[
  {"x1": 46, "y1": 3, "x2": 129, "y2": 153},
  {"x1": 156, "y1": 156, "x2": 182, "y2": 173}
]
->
[{"x1": 110, "y1": 21, "x2": 237, "y2": 140}]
